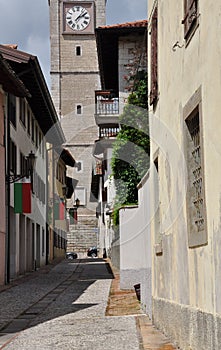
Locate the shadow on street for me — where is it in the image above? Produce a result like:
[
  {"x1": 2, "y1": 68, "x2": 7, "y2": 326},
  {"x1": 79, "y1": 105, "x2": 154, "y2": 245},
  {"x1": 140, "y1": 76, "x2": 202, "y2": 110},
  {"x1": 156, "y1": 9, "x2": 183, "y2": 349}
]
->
[{"x1": 0, "y1": 258, "x2": 114, "y2": 338}]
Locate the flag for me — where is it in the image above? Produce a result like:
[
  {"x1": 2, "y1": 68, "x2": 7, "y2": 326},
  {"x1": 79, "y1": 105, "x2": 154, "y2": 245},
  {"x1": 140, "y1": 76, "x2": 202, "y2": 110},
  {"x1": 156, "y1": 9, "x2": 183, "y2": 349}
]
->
[
  {"x1": 54, "y1": 198, "x2": 65, "y2": 220},
  {"x1": 54, "y1": 200, "x2": 59, "y2": 220},
  {"x1": 14, "y1": 181, "x2": 32, "y2": 214},
  {"x1": 59, "y1": 199, "x2": 65, "y2": 220}
]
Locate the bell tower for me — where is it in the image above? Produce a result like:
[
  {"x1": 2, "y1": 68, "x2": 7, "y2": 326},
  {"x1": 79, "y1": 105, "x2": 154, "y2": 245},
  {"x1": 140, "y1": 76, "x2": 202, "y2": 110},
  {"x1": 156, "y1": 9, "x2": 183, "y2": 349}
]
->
[{"x1": 49, "y1": 0, "x2": 106, "y2": 253}]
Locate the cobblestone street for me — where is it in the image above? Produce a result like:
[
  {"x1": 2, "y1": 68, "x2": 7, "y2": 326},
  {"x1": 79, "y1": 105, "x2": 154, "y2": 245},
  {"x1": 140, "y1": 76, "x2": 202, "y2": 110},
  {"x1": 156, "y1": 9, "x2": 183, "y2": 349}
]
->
[{"x1": 0, "y1": 259, "x2": 176, "y2": 349}]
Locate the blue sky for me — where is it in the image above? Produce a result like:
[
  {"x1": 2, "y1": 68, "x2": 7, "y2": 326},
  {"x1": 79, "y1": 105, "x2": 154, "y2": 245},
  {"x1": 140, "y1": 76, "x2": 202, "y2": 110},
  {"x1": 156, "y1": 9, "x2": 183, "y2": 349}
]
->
[{"x1": 0, "y1": 0, "x2": 147, "y2": 89}]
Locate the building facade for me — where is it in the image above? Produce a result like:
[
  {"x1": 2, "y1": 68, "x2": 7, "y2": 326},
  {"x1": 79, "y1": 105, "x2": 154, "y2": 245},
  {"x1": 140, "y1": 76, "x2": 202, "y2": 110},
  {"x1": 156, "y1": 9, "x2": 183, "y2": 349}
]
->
[
  {"x1": 0, "y1": 53, "x2": 29, "y2": 285},
  {"x1": 0, "y1": 44, "x2": 65, "y2": 282},
  {"x1": 49, "y1": 0, "x2": 106, "y2": 254},
  {"x1": 148, "y1": 0, "x2": 221, "y2": 348},
  {"x1": 94, "y1": 21, "x2": 148, "y2": 262},
  {"x1": 47, "y1": 145, "x2": 75, "y2": 261}
]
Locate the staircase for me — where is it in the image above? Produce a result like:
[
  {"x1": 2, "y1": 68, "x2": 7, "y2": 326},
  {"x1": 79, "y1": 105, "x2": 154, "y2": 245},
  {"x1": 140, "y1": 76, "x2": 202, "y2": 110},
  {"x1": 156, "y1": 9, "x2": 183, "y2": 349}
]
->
[{"x1": 67, "y1": 218, "x2": 98, "y2": 255}]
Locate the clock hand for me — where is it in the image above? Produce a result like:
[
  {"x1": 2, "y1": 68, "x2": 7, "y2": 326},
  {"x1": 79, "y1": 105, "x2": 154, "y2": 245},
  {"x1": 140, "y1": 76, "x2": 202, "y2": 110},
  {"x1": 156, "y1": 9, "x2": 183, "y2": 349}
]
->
[{"x1": 75, "y1": 10, "x2": 87, "y2": 22}]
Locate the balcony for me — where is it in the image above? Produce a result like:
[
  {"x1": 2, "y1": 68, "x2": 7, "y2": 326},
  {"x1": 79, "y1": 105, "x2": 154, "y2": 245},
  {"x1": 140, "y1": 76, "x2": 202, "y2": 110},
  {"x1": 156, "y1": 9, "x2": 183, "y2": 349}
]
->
[
  {"x1": 95, "y1": 90, "x2": 119, "y2": 126},
  {"x1": 99, "y1": 125, "x2": 119, "y2": 139}
]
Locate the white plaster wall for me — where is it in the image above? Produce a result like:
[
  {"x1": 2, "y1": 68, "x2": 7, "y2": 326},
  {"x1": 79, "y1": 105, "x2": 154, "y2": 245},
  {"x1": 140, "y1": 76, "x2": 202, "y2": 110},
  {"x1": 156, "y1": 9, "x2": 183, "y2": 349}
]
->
[
  {"x1": 0, "y1": 91, "x2": 6, "y2": 284},
  {"x1": 148, "y1": 0, "x2": 221, "y2": 348},
  {"x1": 119, "y1": 174, "x2": 151, "y2": 317},
  {"x1": 10, "y1": 97, "x2": 47, "y2": 273}
]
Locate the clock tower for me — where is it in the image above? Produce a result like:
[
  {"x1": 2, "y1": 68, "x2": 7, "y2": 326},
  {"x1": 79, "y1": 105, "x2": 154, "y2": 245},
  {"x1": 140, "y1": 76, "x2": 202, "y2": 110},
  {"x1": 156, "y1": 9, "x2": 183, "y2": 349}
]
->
[{"x1": 49, "y1": 0, "x2": 106, "y2": 252}]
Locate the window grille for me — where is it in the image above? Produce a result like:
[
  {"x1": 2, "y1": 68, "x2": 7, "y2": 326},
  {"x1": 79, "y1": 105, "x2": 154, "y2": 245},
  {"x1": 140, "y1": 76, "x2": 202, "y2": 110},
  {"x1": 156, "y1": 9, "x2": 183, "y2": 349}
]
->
[{"x1": 186, "y1": 112, "x2": 204, "y2": 232}]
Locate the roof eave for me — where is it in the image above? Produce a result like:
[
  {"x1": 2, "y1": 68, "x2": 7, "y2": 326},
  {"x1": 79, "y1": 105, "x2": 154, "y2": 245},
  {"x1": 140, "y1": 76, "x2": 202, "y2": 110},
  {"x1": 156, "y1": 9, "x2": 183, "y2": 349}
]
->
[
  {"x1": 0, "y1": 45, "x2": 66, "y2": 146},
  {"x1": 0, "y1": 54, "x2": 30, "y2": 97},
  {"x1": 60, "y1": 148, "x2": 75, "y2": 167}
]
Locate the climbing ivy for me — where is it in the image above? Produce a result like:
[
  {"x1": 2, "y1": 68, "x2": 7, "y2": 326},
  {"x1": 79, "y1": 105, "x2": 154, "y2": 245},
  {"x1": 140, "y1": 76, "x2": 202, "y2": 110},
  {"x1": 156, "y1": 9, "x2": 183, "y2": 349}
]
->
[{"x1": 111, "y1": 72, "x2": 149, "y2": 226}]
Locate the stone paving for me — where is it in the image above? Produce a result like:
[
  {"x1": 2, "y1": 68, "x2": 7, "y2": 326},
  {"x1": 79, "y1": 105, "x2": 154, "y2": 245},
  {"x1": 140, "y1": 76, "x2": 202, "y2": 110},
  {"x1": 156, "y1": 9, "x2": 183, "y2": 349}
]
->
[
  {"x1": 0, "y1": 258, "x2": 177, "y2": 350},
  {"x1": 106, "y1": 262, "x2": 177, "y2": 350}
]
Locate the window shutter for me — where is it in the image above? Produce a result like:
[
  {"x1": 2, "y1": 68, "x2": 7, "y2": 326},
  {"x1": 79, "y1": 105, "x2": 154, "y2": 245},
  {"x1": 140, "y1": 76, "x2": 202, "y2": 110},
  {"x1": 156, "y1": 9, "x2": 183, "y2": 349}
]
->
[
  {"x1": 183, "y1": 0, "x2": 198, "y2": 39},
  {"x1": 150, "y1": 6, "x2": 158, "y2": 106}
]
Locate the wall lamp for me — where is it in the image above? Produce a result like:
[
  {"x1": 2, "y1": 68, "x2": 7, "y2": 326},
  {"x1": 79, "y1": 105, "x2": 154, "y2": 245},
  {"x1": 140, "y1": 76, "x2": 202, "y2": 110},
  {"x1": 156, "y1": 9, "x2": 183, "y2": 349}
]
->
[
  {"x1": 6, "y1": 151, "x2": 37, "y2": 184},
  {"x1": 75, "y1": 198, "x2": 80, "y2": 208}
]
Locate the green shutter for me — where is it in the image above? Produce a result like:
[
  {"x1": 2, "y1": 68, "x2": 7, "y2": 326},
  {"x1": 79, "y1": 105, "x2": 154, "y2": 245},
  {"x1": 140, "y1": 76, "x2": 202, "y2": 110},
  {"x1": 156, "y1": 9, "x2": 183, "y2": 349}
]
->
[
  {"x1": 14, "y1": 183, "x2": 23, "y2": 213},
  {"x1": 54, "y1": 201, "x2": 59, "y2": 220}
]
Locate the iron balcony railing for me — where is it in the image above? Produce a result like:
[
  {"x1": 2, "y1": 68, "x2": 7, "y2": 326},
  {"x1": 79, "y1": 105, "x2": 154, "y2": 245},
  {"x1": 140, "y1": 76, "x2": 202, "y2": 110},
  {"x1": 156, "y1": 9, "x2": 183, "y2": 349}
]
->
[{"x1": 95, "y1": 90, "x2": 119, "y2": 115}]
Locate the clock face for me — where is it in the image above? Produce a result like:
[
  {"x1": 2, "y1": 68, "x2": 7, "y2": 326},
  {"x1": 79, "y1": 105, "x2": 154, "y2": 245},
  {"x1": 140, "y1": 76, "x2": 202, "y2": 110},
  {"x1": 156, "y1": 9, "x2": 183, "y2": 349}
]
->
[{"x1": 66, "y1": 6, "x2": 91, "y2": 31}]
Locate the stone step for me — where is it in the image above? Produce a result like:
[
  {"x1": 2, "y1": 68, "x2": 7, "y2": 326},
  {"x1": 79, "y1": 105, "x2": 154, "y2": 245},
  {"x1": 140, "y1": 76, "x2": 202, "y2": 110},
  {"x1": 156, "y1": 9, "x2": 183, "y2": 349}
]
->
[{"x1": 67, "y1": 224, "x2": 98, "y2": 252}]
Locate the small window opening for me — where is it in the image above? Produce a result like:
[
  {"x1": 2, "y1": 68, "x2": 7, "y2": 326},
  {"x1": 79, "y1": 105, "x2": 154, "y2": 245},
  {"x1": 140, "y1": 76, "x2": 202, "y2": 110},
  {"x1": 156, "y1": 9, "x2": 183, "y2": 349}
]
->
[
  {"x1": 77, "y1": 105, "x2": 82, "y2": 115},
  {"x1": 76, "y1": 46, "x2": 81, "y2": 56}
]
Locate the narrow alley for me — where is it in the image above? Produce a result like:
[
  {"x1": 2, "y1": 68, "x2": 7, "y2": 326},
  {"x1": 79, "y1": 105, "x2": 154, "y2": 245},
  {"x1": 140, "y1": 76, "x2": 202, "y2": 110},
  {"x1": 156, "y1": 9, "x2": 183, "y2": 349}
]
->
[{"x1": 0, "y1": 259, "x2": 176, "y2": 350}]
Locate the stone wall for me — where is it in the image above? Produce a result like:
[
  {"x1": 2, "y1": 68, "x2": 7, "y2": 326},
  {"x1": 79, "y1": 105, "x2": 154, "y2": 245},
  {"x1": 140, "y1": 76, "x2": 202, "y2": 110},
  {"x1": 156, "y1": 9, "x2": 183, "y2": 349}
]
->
[{"x1": 153, "y1": 298, "x2": 221, "y2": 350}]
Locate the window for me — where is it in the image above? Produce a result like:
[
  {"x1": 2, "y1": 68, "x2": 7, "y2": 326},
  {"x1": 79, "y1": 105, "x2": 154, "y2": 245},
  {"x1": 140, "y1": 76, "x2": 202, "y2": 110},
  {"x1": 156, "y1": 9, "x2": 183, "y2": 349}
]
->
[
  {"x1": 19, "y1": 98, "x2": 26, "y2": 127},
  {"x1": 35, "y1": 125, "x2": 39, "y2": 148},
  {"x1": 39, "y1": 132, "x2": 42, "y2": 154},
  {"x1": 27, "y1": 109, "x2": 31, "y2": 135},
  {"x1": 54, "y1": 230, "x2": 58, "y2": 248},
  {"x1": 150, "y1": 6, "x2": 158, "y2": 106},
  {"x1": 76, "y1": 160, "x2": 83, "y2": 173},
  {"x1": 42, "y1": 139, "x2": 45, "y2": 159},
  {"x1": 184, "y1": 87, "x2": 207, "y2": 247},
  {"x1": 182, "y1": 0, "x2": 199, "y2": 41},
  {"x1": 76, "y1": 104, "x2": 82, "y2": 115},
  {"x1": 31, "y1": 117, "x2": 35, "y2": 143},
  {"x1": 95, "y1": 160, "x2": 102, "y2": 175},
  {"x1": 8, "y1": 94, "x2": 16, "y2": 128},
  {"x1": 153, "y1": 153, "x2": 162, "y2": 255},
  {"x1": 20, "y1": 152, "x2": 28, "y2": 177},
  {"x1": 10, "y1": 140, "x2": 17, "y2": 174},
  {"x1": 33, "y1": 171, "x2": 46, "y2": 204},
  {"x1": 56, "y1": 163, "x2": 65, "y2": 183},
  {"x1": 76, "y1": 45, "x2": 81, "y2": 56},
  {"x1": 42, "y1": 228, "x2": 45, "y2": 256}
]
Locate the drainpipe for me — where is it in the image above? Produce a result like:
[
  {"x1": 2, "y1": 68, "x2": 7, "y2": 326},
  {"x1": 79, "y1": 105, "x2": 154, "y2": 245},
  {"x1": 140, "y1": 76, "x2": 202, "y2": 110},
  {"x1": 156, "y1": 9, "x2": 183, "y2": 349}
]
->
[
  {"x1": 4, "y1": 96, "x2": 10, "y2": 284},
  {"x1": 45, "y1": 142, "x2": 49, "y2": 265},
  {"x1": 58, "y1": 0, "x2": 61, "y2": 118},
  {"x1": 52, "y1": 148, "x2": 55, "y2": 260}
]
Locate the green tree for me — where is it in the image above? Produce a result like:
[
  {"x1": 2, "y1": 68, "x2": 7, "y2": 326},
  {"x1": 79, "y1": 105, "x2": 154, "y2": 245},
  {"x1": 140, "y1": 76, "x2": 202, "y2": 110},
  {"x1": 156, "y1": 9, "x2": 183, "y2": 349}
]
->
[{"x1": 111, "y1": 73, "x2": 149, "y2": 225}]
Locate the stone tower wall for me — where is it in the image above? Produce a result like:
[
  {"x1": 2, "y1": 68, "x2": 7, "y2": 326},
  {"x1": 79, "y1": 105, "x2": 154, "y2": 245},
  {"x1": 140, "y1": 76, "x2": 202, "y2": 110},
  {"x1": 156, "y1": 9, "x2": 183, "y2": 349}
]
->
[{"x1": 49, "y1": 0, "x2": 106, "y2": 252}]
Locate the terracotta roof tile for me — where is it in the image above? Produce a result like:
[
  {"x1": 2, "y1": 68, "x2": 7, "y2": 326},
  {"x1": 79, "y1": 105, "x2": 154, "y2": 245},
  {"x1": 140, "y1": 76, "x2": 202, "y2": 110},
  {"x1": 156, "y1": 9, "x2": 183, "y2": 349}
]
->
[
  {"x1": 3, "y1": 44, "x2": 18, "y2": 49},
  {"x1": 98, "y1": 19, "x2": 147, "y2": 29}
]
